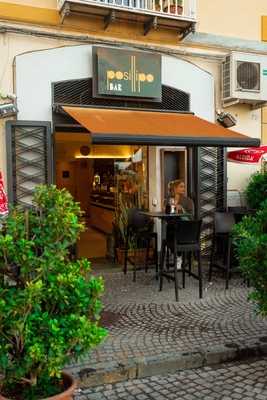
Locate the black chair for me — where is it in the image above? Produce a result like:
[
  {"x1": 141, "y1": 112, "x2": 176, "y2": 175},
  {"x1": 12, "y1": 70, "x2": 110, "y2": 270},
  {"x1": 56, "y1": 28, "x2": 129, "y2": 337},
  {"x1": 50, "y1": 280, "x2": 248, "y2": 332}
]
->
[
  {"x1": 124, "y1": 208, "x2": 158, "y2": 282},
  {"x1": 227, "y1": 206, "x2": 256, "y2": 224},
  {"x1": 209, "y1": 211, "x2": 235, "y2": 289},
  {"x1": 159, "y1": 219, "x2": 203, "y2": 301}
]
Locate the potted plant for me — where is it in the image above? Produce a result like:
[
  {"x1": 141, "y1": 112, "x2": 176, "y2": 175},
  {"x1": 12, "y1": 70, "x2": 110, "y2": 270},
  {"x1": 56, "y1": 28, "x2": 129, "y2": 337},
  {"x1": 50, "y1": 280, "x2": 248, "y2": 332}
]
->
[
  {"x1": 0, "y1": 185, "x2": 107, "y2": 400},
  {"x1": 163, "y1": 0, "x2": 183, "y2": 14},
  {"x1": 233, "y1": 199, "x2": 267, "y2": 316},
  {"x1": 245, "y1": 171, "x2": 267, "y2": 210},
  {"x1": 114, "y1": 193, "x2": 153, "y2": 265},
  {"x1": 154, "y1": 0, "x2": 162, "y2": 12}
]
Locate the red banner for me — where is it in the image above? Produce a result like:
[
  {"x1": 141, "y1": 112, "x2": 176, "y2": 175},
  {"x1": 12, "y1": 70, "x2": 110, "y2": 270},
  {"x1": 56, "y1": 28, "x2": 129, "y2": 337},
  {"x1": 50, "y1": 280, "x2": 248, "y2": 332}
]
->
[
  {"x1": 227, "y1": 146, "x2": 267, "y2": 164},
  {"x1": 0, "y1": 172, "x2": 8, "y2": 216}
]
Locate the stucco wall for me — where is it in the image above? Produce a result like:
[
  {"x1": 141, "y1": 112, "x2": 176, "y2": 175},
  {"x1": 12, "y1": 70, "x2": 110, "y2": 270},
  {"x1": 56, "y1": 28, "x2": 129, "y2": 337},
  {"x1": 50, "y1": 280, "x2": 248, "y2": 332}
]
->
[
  {"x1": 0, "y1": 33, "x2": 72, "y2": 181},
  {"x1": 0, "y1": 32, "x2": 264, "y2": 201},
  {"x1": 198, "y1": 0, "x2": 267, "y2": 41},
  {"x1": 1, "y1": 0, "x2": 57, "y2": 9},
  {"x1": 2, "y1": 0, "x2": 267, "y2": 41},
  {"x1": 15, "y1": 45, "x2": 214, "y2": 121}
]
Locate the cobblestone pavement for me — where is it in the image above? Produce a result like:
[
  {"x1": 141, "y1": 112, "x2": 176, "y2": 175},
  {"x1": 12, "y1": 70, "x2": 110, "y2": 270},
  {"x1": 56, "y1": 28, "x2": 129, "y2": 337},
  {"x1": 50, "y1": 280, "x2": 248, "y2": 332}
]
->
[
  {"x1": 77, "y1": 357, "x2": 267, "y2": 400},
  {"x1": 68, "y1": 269, "x2": 267, "y2": 371}
]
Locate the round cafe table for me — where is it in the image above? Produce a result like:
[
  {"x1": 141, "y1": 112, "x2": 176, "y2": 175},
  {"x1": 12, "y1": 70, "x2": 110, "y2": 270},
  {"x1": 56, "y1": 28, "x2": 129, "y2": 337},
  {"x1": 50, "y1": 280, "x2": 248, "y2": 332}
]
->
[
  {"x1": 140, "y1": 210, "x2": 193, "y2": 289},
  {"x1": 140, "y1": 211, "x2": 191, "y2": 220}
]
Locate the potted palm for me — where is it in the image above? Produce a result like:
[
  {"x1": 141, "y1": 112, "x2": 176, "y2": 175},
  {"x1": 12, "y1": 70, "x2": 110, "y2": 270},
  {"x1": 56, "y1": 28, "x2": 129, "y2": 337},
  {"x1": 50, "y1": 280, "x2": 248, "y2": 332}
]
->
[{"x1": 0, "y1": 185, "x2": 107, "y2": 400}]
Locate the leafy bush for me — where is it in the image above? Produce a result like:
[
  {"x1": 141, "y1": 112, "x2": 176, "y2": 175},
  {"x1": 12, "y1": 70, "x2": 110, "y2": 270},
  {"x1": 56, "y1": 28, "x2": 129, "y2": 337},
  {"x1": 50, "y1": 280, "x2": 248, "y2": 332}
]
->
[
  {"x1": 233, "y1": 199, "x2": 267, "y2": 315},
  {"x1": 245, "y1": 171, "x2": 267, "y2": 210},
  {"x1": 0, "y1": 185, "x2": 107, "y2": 399}
]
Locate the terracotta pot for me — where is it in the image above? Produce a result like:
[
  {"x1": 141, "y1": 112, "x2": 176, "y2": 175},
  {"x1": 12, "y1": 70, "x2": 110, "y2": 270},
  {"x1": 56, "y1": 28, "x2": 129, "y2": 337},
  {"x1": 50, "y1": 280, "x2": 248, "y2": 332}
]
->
[
  {"x1": 0, "y1": 372, "x2": 76, "y2": 400},
  {"x1": 167, "y1": 4, "x2": 183, "y2": 14}
]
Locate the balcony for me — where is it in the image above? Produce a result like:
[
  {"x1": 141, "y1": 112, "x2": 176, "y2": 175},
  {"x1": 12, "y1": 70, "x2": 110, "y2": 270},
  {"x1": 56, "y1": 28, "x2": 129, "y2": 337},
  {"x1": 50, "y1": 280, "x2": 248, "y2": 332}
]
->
[{"x1": 58, "y1": 0, "x2": 196, "y2": 37}]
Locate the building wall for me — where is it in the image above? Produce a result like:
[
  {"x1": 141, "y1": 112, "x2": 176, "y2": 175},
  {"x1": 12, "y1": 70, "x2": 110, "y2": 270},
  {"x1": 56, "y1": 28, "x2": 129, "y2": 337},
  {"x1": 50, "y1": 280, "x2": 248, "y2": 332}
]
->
[
  {"x1": 0, "y1": 33, "x2": 71, "y2": 181},
  {"x1": 0, "y1": 0, "x2": 266, "y2": 193},
  {"x1": 15, "y1": 45, "x2": 214, "y2": 121},
  {"x1": 262, "y1": 17, "x2": 267, "y2": 146},
  {"x1": 198, "y1": 0, "x2": 267, "y2": 41},
  {"x1": 1, "y1": 0, "x2": 267, "y2": 40},
  {"x1": 262, "y1": 108, "x2": 267, "y2": 145}
]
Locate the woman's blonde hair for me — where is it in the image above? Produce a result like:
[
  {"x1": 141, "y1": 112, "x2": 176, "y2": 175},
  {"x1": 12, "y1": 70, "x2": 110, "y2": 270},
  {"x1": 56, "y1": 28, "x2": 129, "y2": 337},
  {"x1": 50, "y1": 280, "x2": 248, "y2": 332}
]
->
[{"x1": 168, "y1": 179, "x2": 184, "y2": 196}]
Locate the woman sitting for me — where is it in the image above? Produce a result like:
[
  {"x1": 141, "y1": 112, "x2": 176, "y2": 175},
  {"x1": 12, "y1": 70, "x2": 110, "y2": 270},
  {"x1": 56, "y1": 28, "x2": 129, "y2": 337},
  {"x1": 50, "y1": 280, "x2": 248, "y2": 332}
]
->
[{"x1": 168, "y1": 179, "x2": 194, "y2": 216}]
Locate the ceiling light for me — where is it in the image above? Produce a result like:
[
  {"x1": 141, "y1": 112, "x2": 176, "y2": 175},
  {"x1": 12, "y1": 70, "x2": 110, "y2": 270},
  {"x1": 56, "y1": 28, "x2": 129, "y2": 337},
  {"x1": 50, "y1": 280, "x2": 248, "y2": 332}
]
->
[
  {"x1": 75, "y1": 155, "x2": 132, "y2": 159},
  {"x1": 80, "y1": 145, "x2": 91, "y2": 156}
]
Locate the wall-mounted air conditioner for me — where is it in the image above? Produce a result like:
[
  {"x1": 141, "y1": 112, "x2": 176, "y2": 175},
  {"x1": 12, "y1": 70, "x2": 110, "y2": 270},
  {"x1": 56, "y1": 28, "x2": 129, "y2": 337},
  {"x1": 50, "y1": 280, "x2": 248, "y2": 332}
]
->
[{"x1": 222, "y1": 52, "x2": 267, "y2": 108}]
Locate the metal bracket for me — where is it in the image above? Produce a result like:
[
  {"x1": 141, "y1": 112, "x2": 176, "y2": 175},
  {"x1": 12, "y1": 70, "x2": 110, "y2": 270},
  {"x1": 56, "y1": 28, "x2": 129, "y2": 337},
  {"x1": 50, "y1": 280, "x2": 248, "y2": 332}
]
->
[
  {"x1": 180, "y1": 22, "x2": 195, "y2": 40},
  {"x1": 144, "y1": 16, "x2": 158, "y2": 36},
  {"x1": 60, "y1": 3, "x2": 71, "y2": 24},
  {"x1": 104, "y1": 10, "x2": 116, "y2": 30}
]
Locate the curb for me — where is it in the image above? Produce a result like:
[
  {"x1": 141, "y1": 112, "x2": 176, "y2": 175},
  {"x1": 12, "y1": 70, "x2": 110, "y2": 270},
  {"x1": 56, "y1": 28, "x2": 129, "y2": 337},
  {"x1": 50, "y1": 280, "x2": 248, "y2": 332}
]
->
[{"x1": 70, "y1": 338, "x2": 267, "y2": 388}]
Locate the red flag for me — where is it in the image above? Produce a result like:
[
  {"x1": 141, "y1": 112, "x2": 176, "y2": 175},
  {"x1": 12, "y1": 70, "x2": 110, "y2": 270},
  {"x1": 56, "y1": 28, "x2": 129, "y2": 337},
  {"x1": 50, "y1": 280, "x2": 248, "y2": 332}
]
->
[
  {"x1": 227, "y1": 146, "x2": 267, "y2": 164},
  {"x1": 0, "y1": 172, "x2": 8, "y2": 216}
]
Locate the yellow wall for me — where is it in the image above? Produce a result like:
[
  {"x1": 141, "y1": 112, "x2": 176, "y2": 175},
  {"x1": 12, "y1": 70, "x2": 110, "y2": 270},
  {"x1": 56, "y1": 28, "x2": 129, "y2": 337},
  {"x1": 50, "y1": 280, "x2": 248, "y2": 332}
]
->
[
  {"x1": 262, "y1": 108, "x2": 267, "y2": 145},
  {"x1": 262, "y1": 16, "x2": 267, "y2": 145},
  {"x1": 1, "y1": 0, "x2": 267, "y2": 41},
  {"x1": 1, "y1": 0, "x2": 56, "y2": 8},
  {"x1": 0, "y1": 1, "x2": 178, "y2": 45},
  {"x1": 198, "y1": 0, "x2": 267, "y2": 40}
]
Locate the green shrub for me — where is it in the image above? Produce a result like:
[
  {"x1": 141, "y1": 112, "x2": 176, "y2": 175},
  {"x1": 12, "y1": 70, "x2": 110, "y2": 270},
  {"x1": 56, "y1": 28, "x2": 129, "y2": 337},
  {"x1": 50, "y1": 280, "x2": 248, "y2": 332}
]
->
[
  {"x1": 233, "y1": 199, "x2": 267, "y2": 315},
  {"x1": 245, "y1": 171, "x2": 267, "y2": 210},
  {"x1": 0, "y1": 185, "x2": 107, "y2": 399}
]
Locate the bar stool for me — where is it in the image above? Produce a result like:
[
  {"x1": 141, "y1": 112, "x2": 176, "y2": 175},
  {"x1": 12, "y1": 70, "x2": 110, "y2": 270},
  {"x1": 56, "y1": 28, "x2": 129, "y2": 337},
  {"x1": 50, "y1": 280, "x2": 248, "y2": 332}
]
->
[
  {"x1": 124, "y1": 208, "x2": 158, "y2": 282},
  {"x1": 209, "y1": 211, "x2": 235, "y2": 289},
  {"x1": 159, "y1": 219, "x2": 203, "y2": 301}
]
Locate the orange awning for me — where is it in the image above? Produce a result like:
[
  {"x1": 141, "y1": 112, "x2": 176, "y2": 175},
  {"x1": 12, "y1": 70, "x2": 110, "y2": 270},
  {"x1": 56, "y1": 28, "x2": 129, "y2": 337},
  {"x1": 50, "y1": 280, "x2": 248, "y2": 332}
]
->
[{"x1": 62, "y1": 106, "x2": 260, "y2": 147}]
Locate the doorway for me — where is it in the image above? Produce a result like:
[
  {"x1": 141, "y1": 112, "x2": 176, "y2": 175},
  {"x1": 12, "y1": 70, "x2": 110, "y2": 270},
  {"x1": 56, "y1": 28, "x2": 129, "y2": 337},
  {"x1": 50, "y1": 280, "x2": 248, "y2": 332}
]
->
[
  {"x1": 160, "y1": 148, "x2": 187, "y2": 204},
  {"x1": 54, "y1": 132, "x2": 149, "y2": 262}
]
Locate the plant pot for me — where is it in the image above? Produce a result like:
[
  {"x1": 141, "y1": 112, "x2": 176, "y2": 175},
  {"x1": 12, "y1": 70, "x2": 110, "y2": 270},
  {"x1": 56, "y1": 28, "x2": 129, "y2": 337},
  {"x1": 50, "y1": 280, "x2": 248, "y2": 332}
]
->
[
  {"x1": 165, "y1": 4, "x2": 183, "y2": 14},
  {"x1": 0, "y1": 372, "x2": 76, "y2": 400},
  {"x1": 116, "y1": 247, "x2": 154, "y2": 265}
]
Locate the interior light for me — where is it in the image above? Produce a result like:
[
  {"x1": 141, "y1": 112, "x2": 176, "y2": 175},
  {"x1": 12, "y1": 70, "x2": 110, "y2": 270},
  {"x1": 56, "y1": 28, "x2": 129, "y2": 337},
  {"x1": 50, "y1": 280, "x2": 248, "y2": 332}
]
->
[
  {"x1": 79, "y1": 145, "x2": 91, "y2": 156},
  {"x1": 75, "y1": 155, "x2": 132, "y2": 159}
]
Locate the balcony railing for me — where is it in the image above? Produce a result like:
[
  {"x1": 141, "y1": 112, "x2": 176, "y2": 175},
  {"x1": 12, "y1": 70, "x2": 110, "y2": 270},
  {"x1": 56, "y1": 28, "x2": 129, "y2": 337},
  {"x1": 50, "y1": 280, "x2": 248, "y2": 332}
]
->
[{"x1": 58, "y1": 0, "x2": 196, "y2": 36}]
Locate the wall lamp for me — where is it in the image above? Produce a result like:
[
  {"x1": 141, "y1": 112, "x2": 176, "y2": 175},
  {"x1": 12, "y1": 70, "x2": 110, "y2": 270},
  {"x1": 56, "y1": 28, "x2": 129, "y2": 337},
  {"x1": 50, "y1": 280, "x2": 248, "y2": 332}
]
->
[
  {"x1": 217, "y1": 111, "x2": 237, "y2": 128},
  {"x1": 0, "y1": 103, "x2": 18, "y2": 119}
]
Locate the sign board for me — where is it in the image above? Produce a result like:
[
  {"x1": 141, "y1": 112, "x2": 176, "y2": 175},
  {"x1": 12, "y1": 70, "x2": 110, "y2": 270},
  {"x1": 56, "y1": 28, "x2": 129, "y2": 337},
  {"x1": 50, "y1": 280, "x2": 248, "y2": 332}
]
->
[{"x1": 93, "y1": 46, "x2": 162, "y2": 101}]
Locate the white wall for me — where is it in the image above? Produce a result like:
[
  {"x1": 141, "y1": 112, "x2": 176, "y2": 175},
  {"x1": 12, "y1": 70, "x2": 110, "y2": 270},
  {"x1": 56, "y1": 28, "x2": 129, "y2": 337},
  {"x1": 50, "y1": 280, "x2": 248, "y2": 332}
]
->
[{"x1": 15, "y1": 45, "x2": 214, "y2": 121}]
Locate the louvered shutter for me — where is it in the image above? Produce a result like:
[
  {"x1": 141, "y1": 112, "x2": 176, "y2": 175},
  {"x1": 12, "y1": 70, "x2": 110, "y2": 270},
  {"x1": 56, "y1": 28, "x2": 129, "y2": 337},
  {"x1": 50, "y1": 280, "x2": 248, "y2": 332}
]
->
[
  {"x1": 196, "y1": 147, "x2": 226, "y2": 256},
  {"x1": 6, "y1": 121, "x2": 52, "y2": 207}
]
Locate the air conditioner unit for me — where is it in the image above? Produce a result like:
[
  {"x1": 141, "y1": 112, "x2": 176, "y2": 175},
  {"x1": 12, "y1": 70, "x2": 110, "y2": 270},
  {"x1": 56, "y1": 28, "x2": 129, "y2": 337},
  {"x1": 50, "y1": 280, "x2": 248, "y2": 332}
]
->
[{"x1": 222, "y1": 52, "x2": 267, "y2": 108}]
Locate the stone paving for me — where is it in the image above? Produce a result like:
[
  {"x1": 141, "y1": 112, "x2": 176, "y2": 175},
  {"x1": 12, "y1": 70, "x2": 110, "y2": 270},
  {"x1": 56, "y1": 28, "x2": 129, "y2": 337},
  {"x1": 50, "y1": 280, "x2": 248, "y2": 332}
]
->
[
  {"x1": 77, "y1": 357, "x2": 267, "y2": 400},
  {"x1": 68, "y1": 267, "x2": 267, "y2": 372}
]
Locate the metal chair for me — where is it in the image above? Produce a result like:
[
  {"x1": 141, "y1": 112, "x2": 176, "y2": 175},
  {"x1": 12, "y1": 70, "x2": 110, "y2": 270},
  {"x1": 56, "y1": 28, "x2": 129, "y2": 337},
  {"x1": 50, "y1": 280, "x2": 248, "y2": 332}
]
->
[
  {"x1": 159, "y1": 219, "x2": 203, "y2": 301},
  {"x1": 124, "y1": 208, "x2": 158, "y2": 282},
  {"x1": 209, "y1": 211, "x2": 235, "y2": 289}
]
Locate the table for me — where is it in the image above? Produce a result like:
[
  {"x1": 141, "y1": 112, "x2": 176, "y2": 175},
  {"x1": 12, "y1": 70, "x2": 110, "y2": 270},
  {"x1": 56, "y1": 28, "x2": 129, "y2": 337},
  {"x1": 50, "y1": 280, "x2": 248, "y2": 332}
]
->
[
  {"x1": 140, "y1": 210, "x2": 191, "y2": 266},
  {"x1": 140, "y1": 211, "x2": 191, "y2": 220}
]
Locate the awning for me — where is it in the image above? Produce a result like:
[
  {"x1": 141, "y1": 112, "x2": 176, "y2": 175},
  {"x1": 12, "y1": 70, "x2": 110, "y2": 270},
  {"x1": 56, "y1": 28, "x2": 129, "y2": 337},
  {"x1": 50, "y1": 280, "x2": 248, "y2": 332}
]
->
[
  {"x1": 227, "y1": 146, "x2": 267, "y2": 164},
  {"x1": 62, "y1": 106, "x2": 260, "y2": 147}
]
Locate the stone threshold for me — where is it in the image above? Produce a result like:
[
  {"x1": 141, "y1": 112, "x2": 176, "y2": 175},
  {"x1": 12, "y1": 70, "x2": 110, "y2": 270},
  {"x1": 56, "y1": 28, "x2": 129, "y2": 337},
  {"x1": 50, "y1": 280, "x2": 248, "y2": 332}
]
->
[{"x1": 66, "y1": 337, "x2": 267, "y2": 389}]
